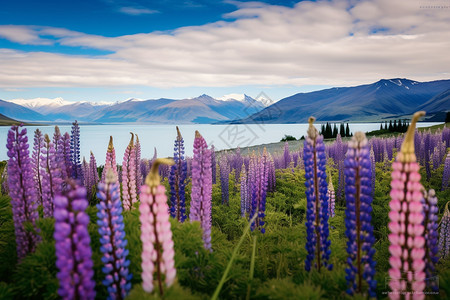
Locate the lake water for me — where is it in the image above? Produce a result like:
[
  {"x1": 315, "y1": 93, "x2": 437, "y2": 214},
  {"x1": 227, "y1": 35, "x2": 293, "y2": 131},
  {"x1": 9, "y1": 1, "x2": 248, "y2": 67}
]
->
[{"x1": 0, "y1": 123, "x2": 441, "y2": 164}]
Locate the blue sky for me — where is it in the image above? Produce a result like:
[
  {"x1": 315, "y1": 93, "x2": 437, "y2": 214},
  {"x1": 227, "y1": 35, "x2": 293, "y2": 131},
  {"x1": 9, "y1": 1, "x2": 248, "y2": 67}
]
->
[{"x1": 0, "y1": 0, "x2": 449, "y2": 102}]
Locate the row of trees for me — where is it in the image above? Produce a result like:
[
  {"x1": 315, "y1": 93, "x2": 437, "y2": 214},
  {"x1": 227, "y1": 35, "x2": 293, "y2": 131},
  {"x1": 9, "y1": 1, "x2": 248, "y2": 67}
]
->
[
  {"x1": 379, "y1": 119, "x2": 410, "y2": 132},
  {"x1": 320, "y1": 122, "x2": 352, "y2": 139}
]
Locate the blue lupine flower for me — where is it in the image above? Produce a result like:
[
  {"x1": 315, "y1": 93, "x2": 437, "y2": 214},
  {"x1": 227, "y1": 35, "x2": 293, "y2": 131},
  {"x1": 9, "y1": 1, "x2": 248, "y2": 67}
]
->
[
  {"x1": 303, "y1": 117, "x2": 332, "y2": 272},
  {"x1": 344, "y1": 132, "x2": 376, "y2": 297},
  {"x1": 169, "y1": 126, "x2": 187, "y2": 222},
  {"x1": 96, "y1": 169, "x2": 132, "y2": 300}
]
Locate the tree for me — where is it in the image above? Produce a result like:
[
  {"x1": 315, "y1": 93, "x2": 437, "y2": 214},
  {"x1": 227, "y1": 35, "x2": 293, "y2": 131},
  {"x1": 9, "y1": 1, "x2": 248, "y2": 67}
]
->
[
  {"x1": 388, "y1": 120, "x2": 393, "y2": 131},
  {"x1": 332, "y1": 124, "x2": 338, "y2": 138},
  {"x1": 446, "y1": 112, "x2": 450, "y2": 123},
  {"x1": 340, "y1": 123, "x2": 346, "y2": 137},
  {"x1": 380, "y1": 123, "x2": 384, "y2": 130},
  {"x1": 393, "y1": 120, "x2": 398, "y2": 131},
  {"x1": 345, "y1": 123, "x2": 351, "y2": 137}
]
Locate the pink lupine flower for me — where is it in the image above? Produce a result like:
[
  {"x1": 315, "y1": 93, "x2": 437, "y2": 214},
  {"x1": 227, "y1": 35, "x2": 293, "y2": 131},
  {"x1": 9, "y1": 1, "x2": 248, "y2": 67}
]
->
[
  {"x1": 102, "y1": 136, "x2": 118, "y2": 184},
  {"x1": 140, "y1": 158, "x2": 176, "y2": 295},
  {"x1": 388, "y1": 111, "x2": 427, "y2": 300},
  {"x1": 122, "y1": 133, "x2": 137, "y2": 210}
]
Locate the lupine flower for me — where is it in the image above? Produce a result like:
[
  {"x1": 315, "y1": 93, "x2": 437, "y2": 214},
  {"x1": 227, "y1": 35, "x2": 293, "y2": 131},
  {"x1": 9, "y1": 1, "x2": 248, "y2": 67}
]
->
[
  {"x1": 422, "y1": 189, "x2": 439, "y2": 292},
  {"x1": 135, "y1": 134, "x2": 143, "y2": 193},
  {"x1": 6, "y1": 125, "x2": 40, "y2": 259},
  {"x1": 59, "y1": 132, "x2": 73, "y2": 181},
  {"x1": 122, "y1": 133, "x2": 137, "y2": 210},
  {"x1": 97, "y1": 169, "x2": 132, "y2": 300},
  {"x1": 234, "y1": 147, "x2": 243, "y2": 183},
  {"x1": 249, "y1": 149, "x2": 269, "y2": 233},
  {"x1": 54, "y1": 180, "x2": 95, "y2": 300},
  {"x1": 190, "y1": 131, "x2": 213, "y2": 251},
  {"x1": 169, "y1": 126, "x2": 187, "y2": 222},
  {"x1": 284, "y1": 141, "x2": 291, "y2": 169},
  {"x1": 370, "y1": 147, "x2": 376, "y2": 196},
  {"x1": 211, "y1": 145, "x2": 217, "y2": 184},
  {"x1": 102, "y1": 136, "x2": 119, "y2": 184},
  {"x1": 31, "y1": 129, "x2": 44, "y2": 206},
  {"x1": 71, "y1": 120, "x2": 83, "y2": 182},
  {"x1": 82, "y1": 157, "x2": 90, "y2": 193},
  {"x1": 327, "y1": 176, "x2": 335, "y2": 218},
  {"x1": 303, "y1": 117, "x2": 332, "y2": 272},
  {"x1": 140, "y1": 158, "x2": 176, "y2": 295},
  {"x1": 1, "y1": 167, "x2": 9, "y2": 195},
  {"x1": 41, "y1": 134, "x2": 62, "y2": 218},
  {"x1": 344, "y1": 132, "x2": 376, "y2": 297},
  {"x1": 438, "y1": 202, "x2": 450, "y2": 259},
  {"x1": 240, "y1": 164, "x2": 248, "y2": 218},
  {"x1": 219, "y1": 156, "x2": 230, "y2": 205},
  {"x1": 442, "y1": 151, "x2": 450, "y2": 191},
  {"x1": 267, "y1": 154, "x2": 276, "y2": 193},
  {"x1": 88, "y1": 151, "x2": 99, "y2": 201},
  {"x1": 388, "y1": 111, "x2": 426, "y2": 300}
]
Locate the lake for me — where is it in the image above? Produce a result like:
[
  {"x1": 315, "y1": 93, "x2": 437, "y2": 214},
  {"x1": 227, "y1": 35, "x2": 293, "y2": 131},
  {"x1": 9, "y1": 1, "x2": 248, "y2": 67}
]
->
[{"x1": 0, "y1": 123, "x2": 441, "y2": 164}]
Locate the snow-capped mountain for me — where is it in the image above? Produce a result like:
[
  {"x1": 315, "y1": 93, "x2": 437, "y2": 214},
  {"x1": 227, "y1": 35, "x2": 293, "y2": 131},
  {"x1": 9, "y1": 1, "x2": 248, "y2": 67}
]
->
[{"x1": 218, "y1": 94, "x2": 268, "y2": 107}]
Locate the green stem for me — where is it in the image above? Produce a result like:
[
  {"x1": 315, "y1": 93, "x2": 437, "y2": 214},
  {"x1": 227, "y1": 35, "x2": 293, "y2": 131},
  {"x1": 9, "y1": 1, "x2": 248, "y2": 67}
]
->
[
  {"x1": 212, "y1": 214, "x2": 258, "y2": 300},
  {"x1": 246, "y1": 235, "x2": 257, "y2": 300}
]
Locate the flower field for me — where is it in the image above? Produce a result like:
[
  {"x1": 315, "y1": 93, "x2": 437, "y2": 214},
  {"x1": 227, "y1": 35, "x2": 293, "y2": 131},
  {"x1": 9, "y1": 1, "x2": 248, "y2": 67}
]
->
[{"x1": 0, "y1": 113, "x2": 450, "y2": 300}]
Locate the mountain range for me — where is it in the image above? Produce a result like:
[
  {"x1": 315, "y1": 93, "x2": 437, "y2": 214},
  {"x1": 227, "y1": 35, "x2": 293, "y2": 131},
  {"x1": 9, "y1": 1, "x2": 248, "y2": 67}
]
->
[
  {"x1": 1, "y1": 94, "x2": 266, "y2": 124},
  {"x1": 1, "y1": 78, "x2": 449, "y2": 124},
  {"x1": 234, "y1": 78, "x2": 450, "y2": 123}
]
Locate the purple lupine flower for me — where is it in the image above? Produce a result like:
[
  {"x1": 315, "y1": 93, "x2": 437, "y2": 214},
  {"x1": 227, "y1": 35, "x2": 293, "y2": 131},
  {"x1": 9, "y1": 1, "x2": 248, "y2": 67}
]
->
[
  {"x1": 303, "y1": 117, "x2": 332, "y2": 272},
  {"x1": 102, "y1": 136, "x2": 119, "y2": 184},
  {"x1": 219, "y1": 156, "x2": 230, "y2": 205},
  {"x1": 54, "y1": 180, "x2": 95, "y2": 300},
  {"x1": 249, "y1": 149, "x2": 269, "y2": 233},
  {"x1": 189, "y1": 131, "x2": 212, "y2": 251},
  {"x1": 240, "y1": 164, "x2": 248, "y2": 218},
  {"x1": 87, "y1": 151, "x2": 99, "y2": 201},
  {"x1": 267, "y1": 154, "x2": 276, "y2": 193},
  {"x1": 283, "y1": 141, "x2": 291, "y2": 169},
  {"x1": 134, "y1": 134, "x2": 142, "y2": 193},
  {"x1": 82, "y1": 157, "x2": 90, "y2": 195},
  {"x1": 71, "y1": 120, "x2": 83, "y2": 182},
  {"x1": 31, "y1": 129, "x2": 44, "y2": 206},
  {"x1": 422, "y1": 189, "x2": 439, "y2": 292},
  {"x1": 211, "y1": 145, "x2": 217, "y2": 184},
  {"x1": 58, "y1": 132, "x2": 73, "y2": 181},
  {"x1": 388, "y1": 112, "x2": 426, "y2": 299},
  {"x1": 442, "y1": 127, "x2": 450, "y2": 148},
  {"x1": 335, "y1": 134, "x2": 345, "y2": 203},
  {"x1": 122, "y1": 133, "x2": 137, "y2": 210},
  {"x1": 41, "y1": 134, "x2": 62, "y2": 218},
  {"x1": 169, "y1": 126, "x2": 187, "y2": 222},
  {"x1": 6, "y1": 125, "x2": 40, "y2": 259},
  {"x1": 97, "y1": 169, "x2": 132, "y2": 300},
  {"x1": 327, "y1": 177, "x2": 335, "y2": 218},
  {"x1": 424, "y1": 133, "x2": 432, "y2": 180},
  {"x1": 369, "y1": 147, "x2": 376, "y2": 196},
  {"x1": 233, "y1": 147, "x2": 243, "y2": 183},
  {"x1": 344, "y1": 132, "x2": 376, "y2": 297},
  {"x1": 442, "y1": 151, "x2": 450, "y2": 191},
  {"x1": 1, "y1": 167, "x2": 9, "y2": 195},
  {"x1": 438, "y1": 203, "x2": 450, "y2": 259}
]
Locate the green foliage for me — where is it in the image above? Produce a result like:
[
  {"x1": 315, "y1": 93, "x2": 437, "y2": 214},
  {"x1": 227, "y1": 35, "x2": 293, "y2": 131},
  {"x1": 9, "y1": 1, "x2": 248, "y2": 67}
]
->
[
  {"x1": 0, "y1": 150, "x2": 448, "y2": 299},
  {"x1": 280, "y1": 135, "x2": 297, "y2": 142}
]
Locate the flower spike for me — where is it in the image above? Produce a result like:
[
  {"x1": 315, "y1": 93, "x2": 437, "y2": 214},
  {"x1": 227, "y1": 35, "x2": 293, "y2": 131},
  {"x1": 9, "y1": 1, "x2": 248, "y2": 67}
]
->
[{"x1": 140, "y1": 158, "x2": 176, "y2": 295}]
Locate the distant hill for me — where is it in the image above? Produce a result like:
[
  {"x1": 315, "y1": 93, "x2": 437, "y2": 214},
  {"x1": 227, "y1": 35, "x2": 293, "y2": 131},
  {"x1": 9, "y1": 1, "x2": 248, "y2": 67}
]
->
[
  {"x1": 0, "y1": 113, "x2": 23, "y2": 126},
  {"x1": 0, "y1": 100, "x2": 46, "y2": 122},
  {"x1": 235, "y1": 78, "x2": 450, "y2": 123}
]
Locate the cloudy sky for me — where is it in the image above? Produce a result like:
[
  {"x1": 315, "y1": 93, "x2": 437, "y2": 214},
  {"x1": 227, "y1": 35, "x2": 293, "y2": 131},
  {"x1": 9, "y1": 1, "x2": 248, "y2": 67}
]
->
[{"x1": 0, "y1": 0, "x2": 449, "y2": 102}]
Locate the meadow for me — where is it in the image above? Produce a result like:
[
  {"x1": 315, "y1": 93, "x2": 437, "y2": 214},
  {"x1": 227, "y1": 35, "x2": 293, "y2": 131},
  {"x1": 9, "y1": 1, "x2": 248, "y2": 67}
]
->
[{"x1": 0, "y1": 114, "x2": 449, "y2": 300}]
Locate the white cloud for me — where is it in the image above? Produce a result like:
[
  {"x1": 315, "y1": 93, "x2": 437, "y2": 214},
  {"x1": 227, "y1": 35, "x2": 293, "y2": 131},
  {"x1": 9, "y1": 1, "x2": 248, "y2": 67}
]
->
[
  {"x1": 0, "y1": 0, "x2": 449, "y2": 89},
  {"x1": 118, "y1": 6, "x2": 159, "y2": 15}
]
